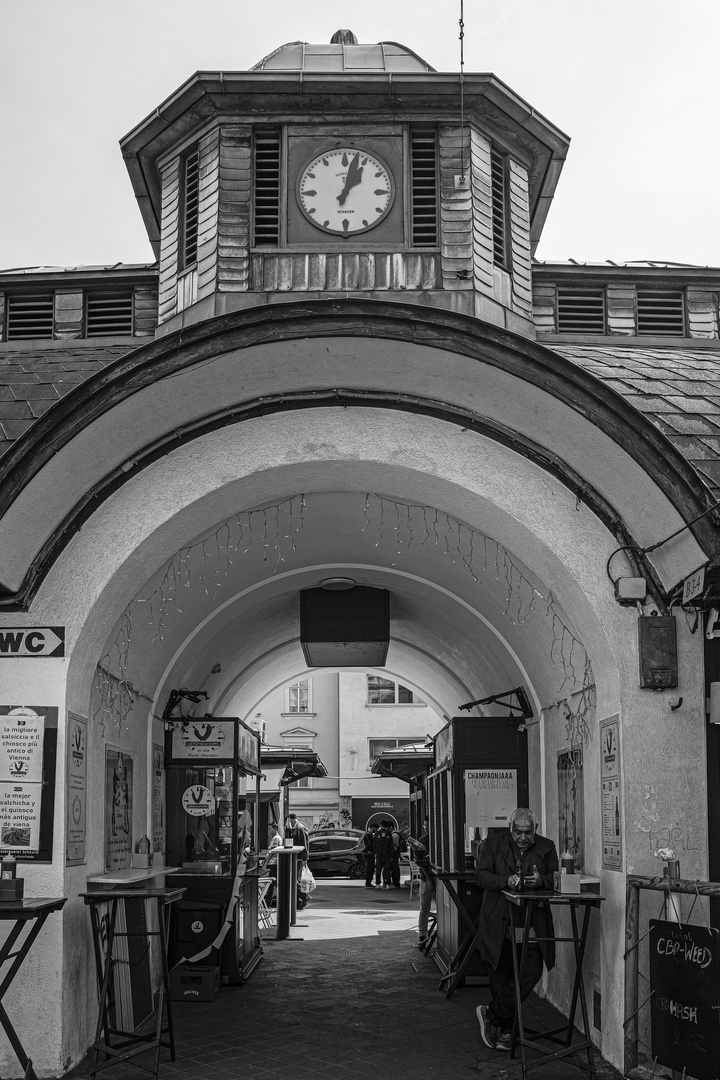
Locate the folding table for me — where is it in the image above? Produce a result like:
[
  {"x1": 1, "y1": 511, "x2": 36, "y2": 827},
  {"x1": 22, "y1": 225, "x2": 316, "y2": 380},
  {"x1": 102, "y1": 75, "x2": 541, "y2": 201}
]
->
[
  {"x1": 434, "y1": 869, "x2": 482, "y2": 997},
  {"x1": 0, "y1": 896, "x2": 66, "y2": 1080},
  {"x1": 502, "y1": 888, "x2": 604, "y2": 1078}
]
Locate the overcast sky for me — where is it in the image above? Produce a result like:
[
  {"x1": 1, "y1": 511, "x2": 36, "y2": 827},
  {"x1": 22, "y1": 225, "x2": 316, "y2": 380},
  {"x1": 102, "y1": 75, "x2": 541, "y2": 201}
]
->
[{"x1": 1, "y1": 0, "x2": 718, "y2": 271}]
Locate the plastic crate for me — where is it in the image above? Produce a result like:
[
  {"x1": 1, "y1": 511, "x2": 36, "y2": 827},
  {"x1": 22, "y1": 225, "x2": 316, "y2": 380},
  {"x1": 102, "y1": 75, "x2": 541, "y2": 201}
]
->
[{"x1": 169, "y1": 963, "x2": 220, "y2": 1002}]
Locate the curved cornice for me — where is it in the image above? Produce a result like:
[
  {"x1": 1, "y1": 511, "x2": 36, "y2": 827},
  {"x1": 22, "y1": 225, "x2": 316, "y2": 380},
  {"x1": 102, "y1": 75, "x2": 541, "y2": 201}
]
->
[{"x1": 0, "y1": 299, "x2": 716, "y2": 608}]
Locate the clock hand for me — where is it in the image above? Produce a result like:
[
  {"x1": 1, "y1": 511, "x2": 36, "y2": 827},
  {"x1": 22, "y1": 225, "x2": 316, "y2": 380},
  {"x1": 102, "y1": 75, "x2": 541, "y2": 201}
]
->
[{"x1": 337, "y1": 153, "x2": 363, "y2": 206}]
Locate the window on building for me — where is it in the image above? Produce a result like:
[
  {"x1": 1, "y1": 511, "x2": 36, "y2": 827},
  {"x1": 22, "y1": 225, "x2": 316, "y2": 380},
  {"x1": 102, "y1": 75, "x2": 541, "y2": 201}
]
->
[
  {"x1": 366, "y1": 676, "x2": 423, "y2": 705},
  {"x1": 181, "y1": 149, "x2": 200, "y2": 268},
  {"x1": 410, "y1": 127, "x2": 438, "y2": 248},
  {"x1": 6, "y1": 293, "x2": 54, "y2": 340},
  {"x1": 556, "y1": 288, "x2": 606, "y2": 334},
  {"x1": 253, "y1": 129, "x2": 282, "y2": 247},
  {"x1": 636, "y1": 289, "x2": 686, "y2": 336},
  {"x1": 490, "y1": 148, "x2": 511, "y2": 270},
  {"x1": 85, "y1": 289, "x2": 134, "y2": 337},
  {"x1": 286, "y1": 679, "x2": 311, "y2": 713},
  {"x1": 368, "y1": 737, "x2": 423, "y2": 768},
  {"x1": 291, "y1": 758, "x2": 311, "y2": 788}
]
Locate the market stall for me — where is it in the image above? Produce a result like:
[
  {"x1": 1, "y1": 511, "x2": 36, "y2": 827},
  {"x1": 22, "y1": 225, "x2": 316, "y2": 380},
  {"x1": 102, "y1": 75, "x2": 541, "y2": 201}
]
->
[{"x1": 164, "y1": 717, "x2": 263, "y2": 983}]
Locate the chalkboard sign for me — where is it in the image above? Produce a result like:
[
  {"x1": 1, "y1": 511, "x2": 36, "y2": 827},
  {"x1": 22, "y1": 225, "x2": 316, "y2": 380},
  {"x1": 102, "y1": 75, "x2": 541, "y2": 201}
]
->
[{"x1": 650, "y1": 919, "x2": 720, "y2": 1080}]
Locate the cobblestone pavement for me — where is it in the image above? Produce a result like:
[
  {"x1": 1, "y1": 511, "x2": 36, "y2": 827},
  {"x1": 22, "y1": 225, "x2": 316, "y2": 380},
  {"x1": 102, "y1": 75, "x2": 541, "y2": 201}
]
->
[{"x1": 64, "y1": 879, "x2": 622, "y2": 1080}]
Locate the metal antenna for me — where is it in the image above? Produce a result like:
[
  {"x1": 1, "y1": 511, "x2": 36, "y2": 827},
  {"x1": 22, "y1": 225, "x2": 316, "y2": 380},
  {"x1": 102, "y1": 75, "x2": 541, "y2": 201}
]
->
[{"x1": 459, "y1": 0, "x2": 466, "y2": 181}]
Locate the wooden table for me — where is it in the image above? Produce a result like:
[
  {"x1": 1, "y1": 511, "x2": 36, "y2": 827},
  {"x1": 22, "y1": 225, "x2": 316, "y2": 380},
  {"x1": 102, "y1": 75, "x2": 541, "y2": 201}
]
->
[
  {"x1": 502, "y1": 888, "x2": 604, "y2": 1078},
  {"x1": 0, "y1": 897, "x2": 66, "y2": 1080},
  {"x1": 81, "y1": 887, "x2": 184, "y2": 1079}
]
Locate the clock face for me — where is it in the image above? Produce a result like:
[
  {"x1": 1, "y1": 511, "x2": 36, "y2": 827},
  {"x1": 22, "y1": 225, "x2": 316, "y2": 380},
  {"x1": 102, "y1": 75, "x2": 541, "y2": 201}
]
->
[{"x1": 297, "y1": 147, "x2": 395, "y2": 235}]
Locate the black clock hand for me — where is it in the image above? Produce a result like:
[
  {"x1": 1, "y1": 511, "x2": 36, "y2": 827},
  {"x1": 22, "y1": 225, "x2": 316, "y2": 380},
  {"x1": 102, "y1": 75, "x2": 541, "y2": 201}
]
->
[{"x1": 337, "y1": 153, "x2": 363, "y2": 206}]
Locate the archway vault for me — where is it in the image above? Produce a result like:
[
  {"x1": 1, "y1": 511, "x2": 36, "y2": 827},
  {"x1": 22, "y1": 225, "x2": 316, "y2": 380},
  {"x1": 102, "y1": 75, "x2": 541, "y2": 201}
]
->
[{"x1": 0, "y1": 299, "x2": 712, "y2": 611}]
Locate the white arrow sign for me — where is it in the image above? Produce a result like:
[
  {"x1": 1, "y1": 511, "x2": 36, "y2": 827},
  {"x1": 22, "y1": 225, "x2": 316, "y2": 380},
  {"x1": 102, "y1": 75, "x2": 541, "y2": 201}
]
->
[{"x1": 0, "y1": 628, "x2": 65, "y2": 657}]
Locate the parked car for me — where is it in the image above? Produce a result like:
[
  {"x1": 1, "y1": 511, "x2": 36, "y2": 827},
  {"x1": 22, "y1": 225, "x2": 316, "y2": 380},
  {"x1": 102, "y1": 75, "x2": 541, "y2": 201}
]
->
[{"x1": 307, "y1": 830, "x2": 366, "y2": 878}]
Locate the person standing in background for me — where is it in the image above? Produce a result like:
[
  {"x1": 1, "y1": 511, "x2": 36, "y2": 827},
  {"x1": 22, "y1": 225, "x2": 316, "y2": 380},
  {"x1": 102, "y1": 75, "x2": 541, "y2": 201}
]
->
[
  {"x1": 362, "y1": 822, "x2": 378, "y2": 888},
  {"x1": 412, "y1": 818, "x2": 435, "y2": 945},
  {"x1": 390, "y1": 823, "x2": 407, "y2": 888},
  {"x1": 373, "y1": 820, "x2": 393, "y2": 888}
]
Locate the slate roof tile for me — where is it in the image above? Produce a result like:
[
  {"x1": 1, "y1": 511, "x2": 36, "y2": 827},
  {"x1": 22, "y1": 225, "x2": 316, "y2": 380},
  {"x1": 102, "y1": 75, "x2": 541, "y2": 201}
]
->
[
  {"x1": 658, "y1": 414, "x2": 720, "y2": 435},
  {"x1": 0, "y1": 401, "x2": 33, "y2": 419},
  {"x1": 0, "y1": 419, "x2": 35, "y2": 440},
  {"x1": 16, "y1": 384, "x2": 60, "y2": 400}
]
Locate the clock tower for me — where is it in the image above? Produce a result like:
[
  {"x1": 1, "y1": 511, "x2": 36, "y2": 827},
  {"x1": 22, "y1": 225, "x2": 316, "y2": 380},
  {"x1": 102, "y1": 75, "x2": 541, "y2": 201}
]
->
[{"x1": 121, "y1": 30, "x2": 568, "y2": 339}]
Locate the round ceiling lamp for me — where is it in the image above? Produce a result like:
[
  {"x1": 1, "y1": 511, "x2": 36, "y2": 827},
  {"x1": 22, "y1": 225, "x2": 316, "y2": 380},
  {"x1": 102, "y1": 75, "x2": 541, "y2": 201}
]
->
[{"x1": 319, "y1": 577, "x2": 356, "y2": 591}]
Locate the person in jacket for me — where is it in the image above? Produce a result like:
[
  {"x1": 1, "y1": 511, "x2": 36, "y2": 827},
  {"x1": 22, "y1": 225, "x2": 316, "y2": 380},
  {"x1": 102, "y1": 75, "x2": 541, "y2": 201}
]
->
[
  {"x1": 285, "y1": 812, "x2": 310, "y2": 908},
  {"x1": 373, "y1": 820, "x2": 393, "y2": 888},
  {"x1": 390, "y1": 825, "x2": 406, "y2": 887},
  {"x1": 410, "y1": 818, "x2": 435, "y2": 946},
  {"x1": 475, "y1": 808, "x2": 558, "y2": 1052},
  {"x1": 362, "y1": 822, "x2": 378, "y2": 887}
]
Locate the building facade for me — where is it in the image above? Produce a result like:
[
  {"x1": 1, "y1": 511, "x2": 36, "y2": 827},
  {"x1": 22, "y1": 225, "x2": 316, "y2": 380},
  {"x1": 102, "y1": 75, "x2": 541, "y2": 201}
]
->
[{"x1": 0, "y1": 30, "x2": 719, "y2": 1076}]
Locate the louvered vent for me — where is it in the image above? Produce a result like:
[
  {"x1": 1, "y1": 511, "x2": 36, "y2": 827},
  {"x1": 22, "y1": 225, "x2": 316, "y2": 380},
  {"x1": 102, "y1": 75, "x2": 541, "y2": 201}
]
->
[
  {"x1": 253, "y1": 130, "x2": 281, "y2": 246},
  {"x1": 86, "y1": 290, "x2": 134, "y2": 336},
  {"x1": 410, "y1": 129, "x2": 438, "y2": 247},
  {"x1": 6, "y1": 293, "x2": 54, "y2": 340},
  {"x1": 182, "y1": 150, "x2": 199, "y2": 267},
  {"x1": 637, "y1": 290, "x2": 685, "y2": 336},
  {"x1": 491, "y1": 149, "x2": 509, "y2": 269},
  {"x1": 557, "y1": 289, "x2": 606, "y2": 334}
]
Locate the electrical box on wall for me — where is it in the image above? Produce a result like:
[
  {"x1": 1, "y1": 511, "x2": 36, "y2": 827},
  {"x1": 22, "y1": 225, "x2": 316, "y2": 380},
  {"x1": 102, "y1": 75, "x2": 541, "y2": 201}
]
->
[{"x1": 638, "y1": 616, "x2": 678, "y2": 689}]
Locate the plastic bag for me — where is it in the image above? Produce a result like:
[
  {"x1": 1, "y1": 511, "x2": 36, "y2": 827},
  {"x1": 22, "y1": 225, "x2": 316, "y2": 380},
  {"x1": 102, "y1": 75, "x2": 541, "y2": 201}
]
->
[{"x1": 300, "y1": 864, "x2": 316, "y2": 892}]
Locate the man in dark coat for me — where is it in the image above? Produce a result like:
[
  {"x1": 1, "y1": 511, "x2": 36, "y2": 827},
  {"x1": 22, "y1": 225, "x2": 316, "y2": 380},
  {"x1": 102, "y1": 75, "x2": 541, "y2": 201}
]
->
[
  {"x1": 475, "y1": 808, "x2": 558, "y2": 1052},
  {"x1": 362, "y1": 823, "x2": 378, "y2": 888}
]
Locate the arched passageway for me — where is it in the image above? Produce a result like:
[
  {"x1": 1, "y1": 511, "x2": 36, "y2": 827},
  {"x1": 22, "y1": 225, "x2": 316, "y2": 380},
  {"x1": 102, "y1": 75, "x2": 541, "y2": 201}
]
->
[{"x1": 0, "y1": 303, "x2": 712, "y2": 1075}]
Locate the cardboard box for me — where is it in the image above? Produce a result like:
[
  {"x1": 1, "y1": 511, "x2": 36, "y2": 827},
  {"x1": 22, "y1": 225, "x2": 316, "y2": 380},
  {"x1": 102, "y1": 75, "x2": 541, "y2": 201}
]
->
[
  {"x1": 553, "y1": 872, "x2": 601, "y2": 895},
  {"x1": 553, "y1": 871, "x2": 582, "y2": 894},
  {"x1": 169, "y1": 964, "x2": 220, "y2": 1002},
  {"x1": 0, "y1": 878, "x2": 24, "y2": 903}
]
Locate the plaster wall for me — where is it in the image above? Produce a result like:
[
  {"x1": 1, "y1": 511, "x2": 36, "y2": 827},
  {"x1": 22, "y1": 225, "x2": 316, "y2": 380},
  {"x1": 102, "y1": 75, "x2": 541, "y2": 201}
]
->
[{"x1": 337, "y1": 671, "x2": 443, "y2": 798}]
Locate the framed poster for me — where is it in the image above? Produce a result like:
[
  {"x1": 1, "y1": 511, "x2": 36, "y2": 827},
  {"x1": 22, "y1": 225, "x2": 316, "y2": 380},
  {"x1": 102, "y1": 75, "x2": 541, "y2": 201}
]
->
[
  {"x1": 0, "y1": 705, "x2": 57, "y2": 862},
  {"x1": 152, "y1": 743, "x2": 164, "y2": 854},
  {"x1": 557, "y1": 749, "x2": 584, "y2": 872},
  {"x1": 600, "y1": 715, "x2": 623, "y2": 870},
  {"x1": 66, "y1": 713, "x2": 87, "y2": 865},
  {"x1": 105, "y1": 748, "x2": 133, "y2": 872}
]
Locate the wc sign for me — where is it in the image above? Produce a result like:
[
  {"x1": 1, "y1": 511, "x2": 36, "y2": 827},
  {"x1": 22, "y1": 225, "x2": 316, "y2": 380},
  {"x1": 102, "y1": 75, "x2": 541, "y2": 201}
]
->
[{"x1": 0, "y1": 628, "x2": 65, "y2": 658}]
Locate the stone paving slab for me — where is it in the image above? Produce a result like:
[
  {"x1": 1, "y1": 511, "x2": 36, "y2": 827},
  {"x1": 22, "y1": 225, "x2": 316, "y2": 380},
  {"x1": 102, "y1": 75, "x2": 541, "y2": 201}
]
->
[{"x1": 62, "y1": 880, "x2": 622, "y2": 1080}]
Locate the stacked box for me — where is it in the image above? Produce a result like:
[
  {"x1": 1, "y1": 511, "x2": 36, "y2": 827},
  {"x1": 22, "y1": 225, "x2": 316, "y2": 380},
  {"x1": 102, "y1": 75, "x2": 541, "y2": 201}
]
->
[{"x1": 169, "y1": 964, "x2": 220, "y2": 1002}]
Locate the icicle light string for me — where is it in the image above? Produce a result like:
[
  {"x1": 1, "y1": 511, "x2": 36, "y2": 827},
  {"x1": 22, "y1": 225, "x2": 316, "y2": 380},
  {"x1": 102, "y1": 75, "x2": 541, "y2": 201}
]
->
[
  {"x1": 363, "y1": 494, "x2": 593, "y2": 712},
  {"x1": 95, "y1": 491, "x2": 592, "y2": 735},
  {"x1": 94, "y1": 494, "x2": 307, "y2": 732}
]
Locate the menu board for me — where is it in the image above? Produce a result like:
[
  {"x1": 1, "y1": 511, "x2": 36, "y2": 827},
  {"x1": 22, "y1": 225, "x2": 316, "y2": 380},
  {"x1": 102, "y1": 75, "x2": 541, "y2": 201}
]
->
[
  {"x1": 650, "y1": 920, "x2": 720, "y2": 1079},
  {"x1": 152, "y1": 743, "x2": 164, "y2": 854},
  {"x1": 600, "y1": 715, "x2": 622, "y2": 870},
  {"x1": 0, "y1": 706, "x2": 48, "y2": 854}
]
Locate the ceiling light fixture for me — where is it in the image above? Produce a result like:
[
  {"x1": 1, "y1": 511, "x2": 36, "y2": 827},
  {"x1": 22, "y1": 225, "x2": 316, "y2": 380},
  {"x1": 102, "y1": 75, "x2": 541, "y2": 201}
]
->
[{"x1": 319, "y1": 577, "x2": 356, "y2": 591}]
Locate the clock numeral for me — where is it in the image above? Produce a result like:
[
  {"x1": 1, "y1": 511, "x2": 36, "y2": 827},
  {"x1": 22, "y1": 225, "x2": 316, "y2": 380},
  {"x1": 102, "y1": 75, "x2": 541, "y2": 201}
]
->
[
  {"x1": 321, "y1": 157, "x2": 329, "y2": 166},
  {"x1": 342, "y1": 220, "x2": 350, "y2": 233},
  {"x1": 375, "y1": 207, "x2": 383, "y2": 214},
  {"x1": 341, "y1": 152, "x2": 348, "y2": 166},
  {"x1": 362, "y1": 220, "x2": 369, "y2": 227},
  {"x1": 362, "y1": 157, "x2": 368, "y2": 165},
  {"x1": 323, "y1": 220, "x2": 330, "y2": 228},
  {"x1": 303, "y1": 190, "x2": 317, "y2": 198},
  {"x1": 308, "y1": 208, "x2": 316, "y2": 215},
  {"x1": 374, "y1": 189, "x2": 389, "y2": 196},
  {"x1": 375, "y1": 171, "x2": 383, "y2": 177},
  {"x1": 307, "y1": 171, "x2": 315, "y2": 179}
]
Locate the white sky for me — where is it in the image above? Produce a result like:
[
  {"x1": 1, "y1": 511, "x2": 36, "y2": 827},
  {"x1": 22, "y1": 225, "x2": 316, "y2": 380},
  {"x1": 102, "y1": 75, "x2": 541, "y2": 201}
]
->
[{"x1": 1, "y1": 0, "x2": 719, "y2": 270}]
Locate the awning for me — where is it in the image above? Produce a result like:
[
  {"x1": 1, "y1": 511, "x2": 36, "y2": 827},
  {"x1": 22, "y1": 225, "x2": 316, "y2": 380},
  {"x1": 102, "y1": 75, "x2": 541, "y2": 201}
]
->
[
  {"x1": 371, "y1": 746, "x2": 433, "y2": 789},
  {"x1": 244, "y1": 767, "x2": 285, "y2": 801}
]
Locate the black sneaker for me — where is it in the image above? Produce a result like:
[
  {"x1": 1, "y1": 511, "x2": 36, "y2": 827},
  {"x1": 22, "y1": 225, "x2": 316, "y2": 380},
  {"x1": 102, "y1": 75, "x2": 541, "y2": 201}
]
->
[
  {"x1": 476, "y1": 1005, "x2": 498, "y2": 1050},
  {"x1": 496, "y1": 1030, "x2": 512, "y2": 1052}
]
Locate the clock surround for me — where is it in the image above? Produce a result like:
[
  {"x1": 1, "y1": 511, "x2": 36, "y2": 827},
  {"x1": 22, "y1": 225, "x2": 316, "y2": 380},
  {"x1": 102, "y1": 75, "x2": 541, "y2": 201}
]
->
[{"x1": 296, "y1": 146, "x2": 395, "y2": 236}]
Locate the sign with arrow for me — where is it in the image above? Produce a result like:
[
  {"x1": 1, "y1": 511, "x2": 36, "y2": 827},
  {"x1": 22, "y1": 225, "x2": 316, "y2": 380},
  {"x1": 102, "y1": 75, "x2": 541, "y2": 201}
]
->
[{"x1": 0, "y1": 627, "x2": 65, "y2": 657}]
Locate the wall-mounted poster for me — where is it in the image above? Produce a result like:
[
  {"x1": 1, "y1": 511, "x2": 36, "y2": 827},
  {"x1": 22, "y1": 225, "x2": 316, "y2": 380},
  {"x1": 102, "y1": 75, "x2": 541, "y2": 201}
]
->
[
  {"x1": 152, "y1": 743, "x2": 164, "y2": 854},
  {"x1": 0, "y1": 705, "x2": 57, "y2": 860},
  {"x1": 66, "y1": 713, "x2": 87, "y2": 865},
  {"x1": 600, "y1": 715, "x2": 623, "y2": 871},
  {"x1": 557, "y1": 749, "x2": 584, "y2": 872},
  {"x1": 464, "y1": 768, "x2": 518, "y2": 838},
  {"x1": 105, "y1": 748, "x2": 133, "y2": 872}
]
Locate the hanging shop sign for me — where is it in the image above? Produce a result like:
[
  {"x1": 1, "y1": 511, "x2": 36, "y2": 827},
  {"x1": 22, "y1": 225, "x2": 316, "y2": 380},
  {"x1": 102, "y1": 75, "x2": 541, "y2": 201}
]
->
[
  {"x1": 600, "y1": 715, "x2": 623, "y2": 870},
  {"x1": 351, "y1": 797, "x2": 409, "y2": 832},
  {"x1": 65, "y1": 713, "x2": 87, "y2": 865},
  {"x1": 0, "y1": 706, "x2": 57, "y2": 861},
  {"x1": 105, "y1": 749, "x2": 133, "y2": 872},
  {"x1": 0, "y1": 627, "x2": 65, "y2": 657},
  {"x1": 650, "y1": 920, "x2": 719, "y2": 1080},
  {"x1": 171, "y1": 720, "x2": 234, "y2": 761},
  {"x1": 464, "y1": 769, "x2": 517, "y2": 830}
]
